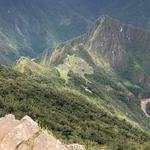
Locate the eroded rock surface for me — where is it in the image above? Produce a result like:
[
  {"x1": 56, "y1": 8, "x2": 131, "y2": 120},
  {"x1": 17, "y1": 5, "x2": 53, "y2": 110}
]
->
[
  {"x1": 0, "y1": 115, "x2": 86, "y2": 150},
  {"x1": 67, "y1": 144, "x2": 86, "y2": 150},
  {"x1": 33, "y1": 131, "x2": 68, "y2": 150},
  {"x1": 141, "y1": 98, "x2": 150, "y2": 118}
]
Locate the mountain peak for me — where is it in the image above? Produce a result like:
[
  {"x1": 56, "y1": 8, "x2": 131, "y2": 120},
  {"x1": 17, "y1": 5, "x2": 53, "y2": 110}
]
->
[
  {"x1": 88, "y1": 15, "x2": 125, "y2": 41},
  {"x1": 47, "y1": 15, "x2": 129, "y2": 70},
  {"x1": 85, "y1": 15, "x2": 128, "y2": 68},
  {"x1": 47, "y1": 15, "x2": 150, "y2": 85},
  {"x1": 99, "y1": 15, "x2": 113, "y2": 22},
  {"x1": 94, "y1": 15, "x2": 121, "y2": 28}
]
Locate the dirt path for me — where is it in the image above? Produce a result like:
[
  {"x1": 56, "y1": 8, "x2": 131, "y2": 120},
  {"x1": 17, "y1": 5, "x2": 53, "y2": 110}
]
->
[{"x1": 141, "y1": 98, "x2": 150, "y2": 118}]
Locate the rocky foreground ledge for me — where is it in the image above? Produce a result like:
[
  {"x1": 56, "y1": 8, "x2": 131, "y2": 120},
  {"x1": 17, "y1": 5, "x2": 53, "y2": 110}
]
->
[{"x1": 0, "y1": 114, "x2": 86, "y2": 150}]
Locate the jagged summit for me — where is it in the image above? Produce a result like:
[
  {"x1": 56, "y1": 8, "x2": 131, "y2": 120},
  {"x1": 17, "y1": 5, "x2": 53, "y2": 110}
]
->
[
  {"x1": 49, "y1": 15, "x2": 132, "y2": 68},
  {"x1": 0, "y1": 114, "x2": 85, "y2": 150},
  {"x1": 94, "y1": 15, "x2": 120, "y2": 26}
]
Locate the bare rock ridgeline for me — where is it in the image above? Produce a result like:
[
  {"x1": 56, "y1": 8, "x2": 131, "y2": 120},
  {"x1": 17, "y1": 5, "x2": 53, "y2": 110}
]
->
[{"x1": 0, "y1": 114, "x2": 86, "y2": 150}]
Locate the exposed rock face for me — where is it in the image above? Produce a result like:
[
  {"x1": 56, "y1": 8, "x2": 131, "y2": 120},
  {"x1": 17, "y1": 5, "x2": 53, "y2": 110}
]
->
[
  {"x1": 0, "y1": 114, "x2": 20, "y2": 142},
  {"x1": 0, "y1": 115, "x2": 86, "y2": 150},
  {"x1": 33, "y1": 131, "x2": 68, "y2": 150},
  {"x1": 66, "y1": 144, "x2": 86, "y2": 150},
  {"x1": 141, "y1": 98, "x2": 150, "y2": 118}
]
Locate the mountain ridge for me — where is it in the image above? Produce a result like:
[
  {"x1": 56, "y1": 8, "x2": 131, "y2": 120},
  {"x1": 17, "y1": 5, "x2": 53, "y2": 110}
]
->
[
  {"x1": 1, "y1": 0, "x2": 150, "y2": 65},
  {"x1": 39, "y1": 15, "x2": 150, "y2": 131},
  {"x1": 1, "y1": 1, "x2": 150, "y2": 149},
  {"x1": 47, "y1": 15, "x2": 150, "y2": 87}
]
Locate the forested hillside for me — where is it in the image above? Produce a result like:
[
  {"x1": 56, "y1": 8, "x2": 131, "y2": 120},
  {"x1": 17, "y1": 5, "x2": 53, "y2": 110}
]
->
[{"x1": 0, "y1": 64, "x2": 150, "y2": 149}]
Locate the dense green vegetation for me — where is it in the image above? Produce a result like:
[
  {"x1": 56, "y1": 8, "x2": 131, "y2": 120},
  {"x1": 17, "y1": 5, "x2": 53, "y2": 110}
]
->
[
  {"x1": 0, "y1": 65, "x2": 150, "y2": 150},
  {"x1": 1, "y1": 1, "x2": 150, "y2": 150},
  {"x1": 46, "y1": 13, "x2": 150, "y2": 136}
]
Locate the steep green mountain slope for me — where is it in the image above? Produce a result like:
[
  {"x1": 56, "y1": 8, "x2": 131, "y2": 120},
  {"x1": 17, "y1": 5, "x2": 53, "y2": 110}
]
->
[
  {"x1": 0, "y1": 64, "x2": 150, "y2": 150},
  {"x1": 47, "y1": 16, "x2": 150, "y2": 88},
  {"x1": 43, "y1": 16, "x2": 150, "y2": 129},
  {"x1": 1, "y1": 0, "x2": 150, "y2": 65}
]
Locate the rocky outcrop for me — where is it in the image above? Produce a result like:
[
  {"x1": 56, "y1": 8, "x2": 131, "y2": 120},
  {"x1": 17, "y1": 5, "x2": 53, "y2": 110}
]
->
[
  {"x1": 14, "y1": 57, "x2": 57, "y2": 79},
  {"x1": 33, "y1": 131, "x2": 68, "y2": 150},
  {"x1": 0, "y1": 115, "x2": 86, "y2": 150},
  {"x1": 141, "y1": 98, "x2": 150, "y2": 118}
]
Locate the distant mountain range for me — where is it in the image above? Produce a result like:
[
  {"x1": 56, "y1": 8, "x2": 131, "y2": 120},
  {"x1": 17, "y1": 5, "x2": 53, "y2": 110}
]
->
[
  {"x1": 1, "y1": 0, "x2": 150, "y2": 64},
  {"x1": 1, "y1": 1, "x2": 150, "y2": 149}
]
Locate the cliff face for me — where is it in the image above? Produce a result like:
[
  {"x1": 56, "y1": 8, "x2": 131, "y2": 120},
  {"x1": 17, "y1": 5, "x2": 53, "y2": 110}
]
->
[
  {"x1": 87, "y1": 16, "x2": 150, "y2": 85},
  {"x1": 0, "y1": 114, "x2": 85, "y2": 150},
  {"x1": 86, "y1": 16, "x2": 150, "y2": 68}
]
